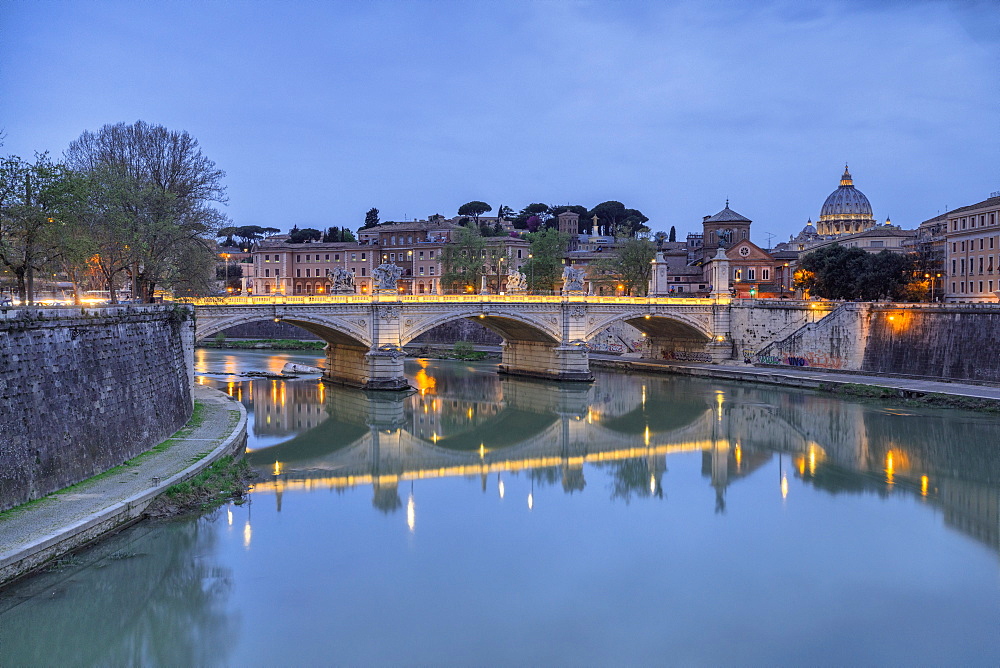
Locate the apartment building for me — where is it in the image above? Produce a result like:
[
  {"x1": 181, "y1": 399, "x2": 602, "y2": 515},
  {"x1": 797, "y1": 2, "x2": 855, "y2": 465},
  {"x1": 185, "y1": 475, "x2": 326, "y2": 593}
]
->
[{"x1": 944, "y1": 195, "x2": 1000, "y2": 302}]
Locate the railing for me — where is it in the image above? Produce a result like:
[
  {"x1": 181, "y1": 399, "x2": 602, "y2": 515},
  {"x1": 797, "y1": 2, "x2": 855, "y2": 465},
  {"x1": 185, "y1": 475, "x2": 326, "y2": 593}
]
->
[{"x1": 173, "y1": 294, "x2": 723, "y2": 307}]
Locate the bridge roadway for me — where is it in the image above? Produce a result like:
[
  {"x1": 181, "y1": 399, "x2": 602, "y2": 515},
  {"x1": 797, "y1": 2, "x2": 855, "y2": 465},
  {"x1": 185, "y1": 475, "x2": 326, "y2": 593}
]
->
[{"x1": 188, "y1": 294, "x2": 733, "y2": 389}]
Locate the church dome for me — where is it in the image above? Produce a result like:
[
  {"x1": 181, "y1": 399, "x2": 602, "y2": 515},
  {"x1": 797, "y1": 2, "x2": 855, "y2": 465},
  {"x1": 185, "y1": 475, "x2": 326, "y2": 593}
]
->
[{"x1": 817, "y1": 166, "x2": 875, "y2": 235}]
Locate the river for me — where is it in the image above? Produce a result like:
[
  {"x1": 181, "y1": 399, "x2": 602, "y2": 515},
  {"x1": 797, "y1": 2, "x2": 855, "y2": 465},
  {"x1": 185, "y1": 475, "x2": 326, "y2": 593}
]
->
[{"x1": 1, "y1": 349, "x2": 998, "y2": 666}]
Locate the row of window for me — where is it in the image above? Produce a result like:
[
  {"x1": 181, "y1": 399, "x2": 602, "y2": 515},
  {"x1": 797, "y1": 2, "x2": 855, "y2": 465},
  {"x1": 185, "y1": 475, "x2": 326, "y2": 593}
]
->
[
  {"x1": 952, "y1": 212, "x2": 998, "y2": 232},
  {"x1": 263, "y1": 252, "x2": 370, "y2": 263},
  {"x1": 733, "y1": 268, "x2": 771, "y2": 281},
  {"x1": 951, "y1": 257, "x2": 999, "y2": 275},
  {"x1": 952, "y1": 280, "x2": 996, "y2": 294},
  {"x1": 952, "y1": 237, "x2": 997, "y2": 252},
  {"x1": 295, "y1": 267, "x2": 370, "y2": 278}
]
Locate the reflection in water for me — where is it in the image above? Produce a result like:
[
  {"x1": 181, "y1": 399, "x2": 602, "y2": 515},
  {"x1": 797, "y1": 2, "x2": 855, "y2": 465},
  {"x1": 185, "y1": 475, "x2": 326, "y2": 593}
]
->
[
  {"x1": 3, "y1": 352, "x2": 998, "y2": 665},
  {"x1": 0, "y1": 518, "x2": 237, "y2": 666},
  {"x1": 199, "y1": 357, "x2": 1000, "y2": 558}
]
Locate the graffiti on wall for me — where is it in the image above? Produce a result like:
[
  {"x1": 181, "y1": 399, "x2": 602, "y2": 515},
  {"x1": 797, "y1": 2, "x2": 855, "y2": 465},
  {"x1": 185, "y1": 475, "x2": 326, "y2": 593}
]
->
[
  {"x1": 664, "y1": 349, "x2": 713, "y2": 363},
  {"x1": 589, "y1": 342, "x2": 626, "y2": 354},
  {"x1": 745, "y1": 350, "x2": 845, "y2": 369}
]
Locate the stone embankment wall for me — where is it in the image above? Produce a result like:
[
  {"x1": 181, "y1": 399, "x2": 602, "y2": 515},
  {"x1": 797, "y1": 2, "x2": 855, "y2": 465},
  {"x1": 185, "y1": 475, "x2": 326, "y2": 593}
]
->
[
  {"x1": 729, "y1": 301, "x2": 838, "y2": 363},
  {"x1": 753, "y1": 303, "x2": 1000, "y2": 383},
  {"x1": 0, "y1": 305, "x2": 195, "y2": 512}
]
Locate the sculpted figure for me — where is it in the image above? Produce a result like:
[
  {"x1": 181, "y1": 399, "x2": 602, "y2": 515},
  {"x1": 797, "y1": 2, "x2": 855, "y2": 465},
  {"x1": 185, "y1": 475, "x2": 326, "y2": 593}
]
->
[
  {"x1": 506, "y1": 266, "x2": 527, "y2": 292},
  {"x1": 373, "y1": 262, "x2": 404, "y2": 291},
  {"x1": 562, "y1": 265, "x2": 586, "y2": 292},
  {"x1": 326, "y1": 266, "x2": 355, "y2": 291}
]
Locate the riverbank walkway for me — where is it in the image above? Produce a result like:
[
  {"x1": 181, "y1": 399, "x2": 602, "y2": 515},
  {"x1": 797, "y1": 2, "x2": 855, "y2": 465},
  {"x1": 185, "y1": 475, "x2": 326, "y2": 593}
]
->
[
  {"x1": 0, "y1": 384, "x2": 247, "y2": 588},
  {"x1": 592, "y1": 355, "x2": 1000, "y2": 402}
]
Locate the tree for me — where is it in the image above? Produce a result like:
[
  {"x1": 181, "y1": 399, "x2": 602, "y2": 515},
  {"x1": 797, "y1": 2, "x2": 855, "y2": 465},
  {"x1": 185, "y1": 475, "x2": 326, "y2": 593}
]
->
[
  {"x1": 363, "y1": 207, "x2": 380, "y2": 229},
  {"x1": 497, "y1": 204, "x2": 514, "y2": 221},
  {"x1": 64, "y1": 120, "x2": 228, "y2": 302},
  {"x1": 457, "y1": 201, "x2": 492, "y2": 224},
  {"x1": 0, "y1": 153, "x2": 73, "y2": 304},
  {"x1": 513, "y1": 203, "x2": 551, "y2": 229},
  {"x1": 287, "y1": 226, "x2": 321, "y2": 243},
  {"x1": 797, "y1": 245, "x2": 914, "y2": 301},
  {"x1": 653, "y1": 231, "x2": 668, "y2": 248},
  {"x1": 588, "y1": 201, "x2": 648, "y2": 237},
  {"x1": 669, "y1": 226, "x2": 676, "y2": 242},
  {"x1": 522, "y1": 228, "x2": 569, "y2": 293},
  {"x1": 440, "y1": 226, "x2": 487, "y2": 293},
  {"x1": 593, "y1": 237, "x2": 656, "y2": 295}
]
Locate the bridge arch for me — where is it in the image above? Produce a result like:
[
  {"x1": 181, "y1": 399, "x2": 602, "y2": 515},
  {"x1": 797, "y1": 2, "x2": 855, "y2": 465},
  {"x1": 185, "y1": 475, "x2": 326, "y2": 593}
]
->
[
  {"x1": 586, "y1": 311, "x2": 713, "y2": 342},
  {"x1": 195, "y1": 312, "x2": 372, "y2": 349},
  {"x1": 401, "y1": 310, "x2": 559, "y2": 346}
]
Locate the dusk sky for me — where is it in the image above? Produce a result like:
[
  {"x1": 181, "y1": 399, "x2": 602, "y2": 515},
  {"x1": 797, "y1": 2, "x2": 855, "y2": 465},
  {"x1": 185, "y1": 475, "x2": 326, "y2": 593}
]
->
[{"x1": 2, "y1": 0, "x2": 998, "y2": 245}]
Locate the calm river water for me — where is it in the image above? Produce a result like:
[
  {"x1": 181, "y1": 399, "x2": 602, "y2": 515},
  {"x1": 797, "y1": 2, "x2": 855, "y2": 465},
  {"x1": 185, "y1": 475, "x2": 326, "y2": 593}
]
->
[{"x1": 2, "y1": 349, "x2": 999, "y2": 666}]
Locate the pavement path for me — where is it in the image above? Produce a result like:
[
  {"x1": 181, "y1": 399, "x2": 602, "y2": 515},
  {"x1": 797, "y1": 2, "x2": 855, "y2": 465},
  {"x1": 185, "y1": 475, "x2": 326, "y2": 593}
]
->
[
  {"x1": 0, "y1": 384, "x2": 247, "y2": 586},
  {"x1": 594, "y1": 355, "x2": 1000, "y2": 401}
]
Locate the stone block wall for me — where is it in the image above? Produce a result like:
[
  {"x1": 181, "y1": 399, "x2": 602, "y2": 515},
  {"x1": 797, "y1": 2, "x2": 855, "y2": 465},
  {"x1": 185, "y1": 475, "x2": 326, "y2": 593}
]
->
[
  {"x1": 0, "y1": 305, "x2": 194, "y2": 512},
  {"x1": 753, "y1": 303, "x2": 1000, "y2": 382},
  {"x1": 729, "y1": 302, "x2": 838, "y2": 362}
]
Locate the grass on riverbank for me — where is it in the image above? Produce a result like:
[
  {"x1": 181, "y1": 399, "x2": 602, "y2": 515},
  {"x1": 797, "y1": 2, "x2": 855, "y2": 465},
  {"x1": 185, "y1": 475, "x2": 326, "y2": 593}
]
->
[
  {"x1": 198, "y1": 338, "x2": 326, "y2": 351},
  {"x1": 147, "y1": 455, "x2": 254, "y2": 517},
  {"x1": 833, "y1": 383, "x2": 1000, "y2": 413}
]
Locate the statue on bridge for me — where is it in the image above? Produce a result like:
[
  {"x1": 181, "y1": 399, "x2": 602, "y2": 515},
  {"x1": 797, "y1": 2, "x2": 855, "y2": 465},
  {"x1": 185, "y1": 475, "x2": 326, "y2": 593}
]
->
[
  {"x1": 562, "y1": 265, "x2": 586, "y2": 294},
  {"x1": 505, "y1": 266, "x2": 528, "y2": 293},
  {"x1": 326, "y1": 266, "x2": 355, "y2": 294},
  {"x1": 372, "y1": 263, "x2": 404, "y2": 293}
]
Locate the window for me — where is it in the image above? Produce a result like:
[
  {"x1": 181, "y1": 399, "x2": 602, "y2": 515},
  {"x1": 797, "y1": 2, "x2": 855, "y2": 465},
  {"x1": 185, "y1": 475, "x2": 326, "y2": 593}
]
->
[
  {"x1": 979, "y1": 281, "x2": 984, "y2": 293},
  {"x1": 408, "y1": 236, "x2": 413, "y2": 244},
  {"x1": 952, "y1": 260, "x2": 957, "y2": 274},
  {"x1": 952, "y1": 282, "x2": 956, "y2": 293},
  {"x1": 991, "y1": 237, "x2": 995, "y2": 249},
  {"x1": 981, "y1": 239, "x2": 986, "y2": 250},
  {"x1": 328, "y1": 254, "x2": 332, "y2": 261},
  {"x1": 361, "y1": 252, "x2": 366, "y2": 260},
  {"x1": 307, "y1": 268, "x2": 312, "y2": 277},
  {"x1": 275, "y1": 270, "x2": 280, "y2": 278},
  {"x1": 747, "y1": 268, "x2": 755, "y2": 281},
  {"x1": 296, "y1": 255, "x2": 301, "y2": 262},
  {"x1": 953, "y1": 242, "x2": 957, "y2": 252},
  {"x1": 870, "y1": 240, "x2": 883, "y2": 247},
  {"x1": 265, "y1": 254, "x2": 270, "y2": 262},
  {"x1": 762, "y1": 268, "x2": 770, "y2": 280},
  {"x1": 265, "y1": 269, "x2": 270, "y2": 277},
  {"x1": 991, "y1": 213, "x2": 996, "y2": 226},
  {"x1": 962, "y1": 241, "x2": 967, "y2": 251},
  {"x1": 351, "y1": 253, "x2": 357, "y2": 261},
  {"x1": 419, "y1": 251, "x2": 424, "y2": 260},
  {"x1": 361, "y1": 268, "x2": 366, "y2": 276},
  {"x1": 961, "y1": 259, "x2": 966, "y2": 274},
  {"x1": 429, "y1": 266, "x2": 435, "y2": 275},
  {"x1": 980, "y1": 257, "x2": 984, "y2": 273},
  {"x1": 419, "y1": 266, "x2": 425, "y2": 275},
  {"x1": 517, "y1": 249, "x2": 522, "y2": 258},
  {"x1": 734, "y1": 269, "x2": 742, "y2": 281},
  {"x1": 429, "y1": 250, "x2": 435, "y2": 259},
  {"x1": 418, "y1": 283, "x2": 425, "y2": 294},
  {"x1": 296, "y1": 269, "x2": 301, "y2": 277}
]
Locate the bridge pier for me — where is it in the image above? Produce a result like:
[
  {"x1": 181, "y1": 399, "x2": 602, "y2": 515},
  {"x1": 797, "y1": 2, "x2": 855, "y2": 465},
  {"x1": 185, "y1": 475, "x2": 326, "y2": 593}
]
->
[
  {"x1": 324, "y1": 343, "x2": 411, "y2": 391},
  {"x1": 498, "y1": 341, "x2": 594, "y2": 382}
]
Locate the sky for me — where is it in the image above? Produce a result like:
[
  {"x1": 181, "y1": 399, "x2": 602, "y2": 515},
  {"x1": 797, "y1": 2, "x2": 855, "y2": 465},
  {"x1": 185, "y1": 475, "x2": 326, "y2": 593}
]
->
[{"x1": 2, "y1": 0, "x2": 998, "y2": 245}]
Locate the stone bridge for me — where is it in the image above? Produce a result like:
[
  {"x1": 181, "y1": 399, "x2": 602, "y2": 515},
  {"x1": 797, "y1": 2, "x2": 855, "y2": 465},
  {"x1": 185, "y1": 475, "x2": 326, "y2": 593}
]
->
[{"x1": 190, "y1": 295, "x2": 734, "y2": 389}]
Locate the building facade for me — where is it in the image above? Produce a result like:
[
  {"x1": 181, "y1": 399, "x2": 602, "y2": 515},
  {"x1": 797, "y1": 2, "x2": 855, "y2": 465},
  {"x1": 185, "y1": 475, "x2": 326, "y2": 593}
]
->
[{"x1": 944, "y1": 195, "x2": 1000, "y2": 302}]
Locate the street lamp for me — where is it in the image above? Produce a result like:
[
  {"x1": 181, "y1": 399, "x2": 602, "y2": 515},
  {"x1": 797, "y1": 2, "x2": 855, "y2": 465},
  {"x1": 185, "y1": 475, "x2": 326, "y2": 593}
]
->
[
  {"x1": 924, "y1": 273, "x2": 931, "y2": 303},
  {"x1": 221, "y1": 253, "x2": 231, "y2": 296},
  {"x1": 527, "y1": 253, "x2": 533, "y2": 294}
]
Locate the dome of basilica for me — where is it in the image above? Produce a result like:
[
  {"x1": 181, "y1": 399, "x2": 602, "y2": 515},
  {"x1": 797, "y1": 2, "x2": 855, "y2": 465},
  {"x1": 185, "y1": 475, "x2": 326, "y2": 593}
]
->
[{"x1": 817, "y1": 166, "x2": 876, "y2": 235}]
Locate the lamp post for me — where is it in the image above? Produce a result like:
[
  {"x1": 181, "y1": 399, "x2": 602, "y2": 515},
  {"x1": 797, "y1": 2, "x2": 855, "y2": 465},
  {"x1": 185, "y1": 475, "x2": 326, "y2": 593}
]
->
[
  {"x1": 924, "y1": 273, "x2": 931, "y2": 303},
  {"x1": 527, "y1": 253, "x2": 533, "y2": 294},
  {"x1": 221, "y1": 253, "x2": 231, "y2": 297}
]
